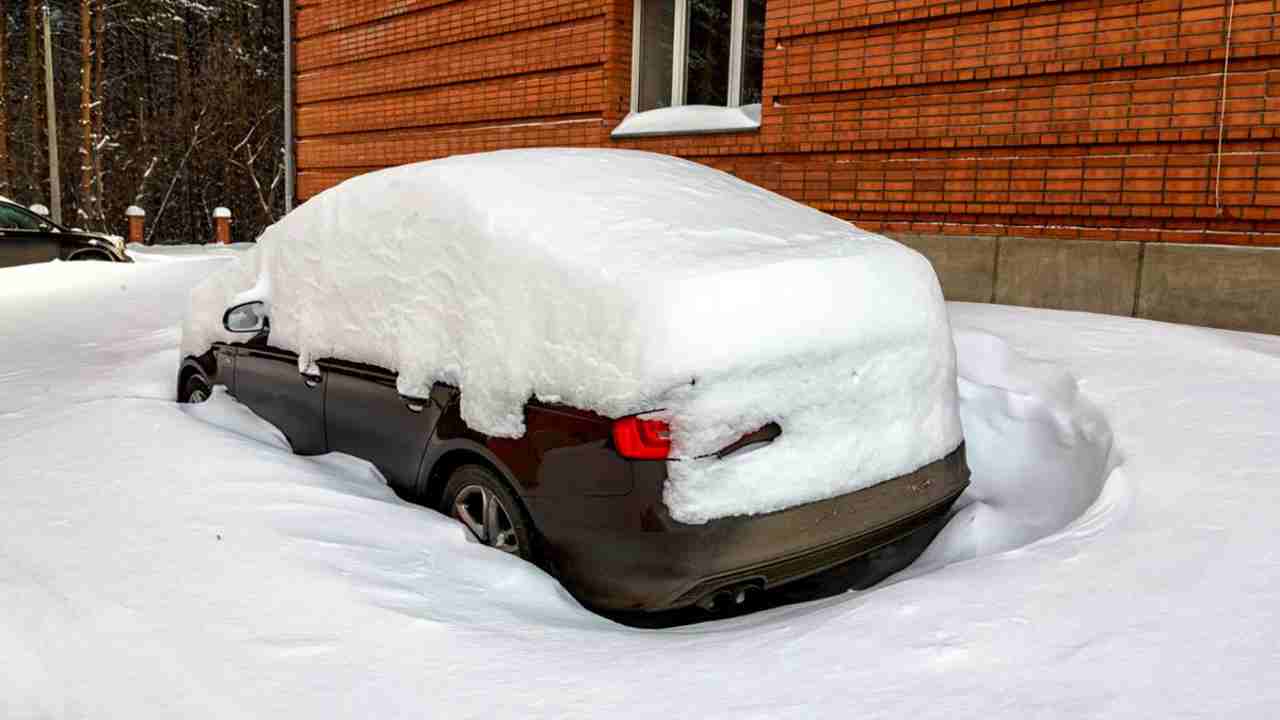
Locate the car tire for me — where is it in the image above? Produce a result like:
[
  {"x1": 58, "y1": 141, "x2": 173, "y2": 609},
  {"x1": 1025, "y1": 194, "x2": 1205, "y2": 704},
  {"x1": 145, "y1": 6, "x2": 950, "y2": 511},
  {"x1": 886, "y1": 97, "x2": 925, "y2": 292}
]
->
[
  {"x1": 181, "y1": 374, "x2": 212, "y2": 404},
  {"x1": 440, "y1": 465, "x2": 538, "y2": 563}
]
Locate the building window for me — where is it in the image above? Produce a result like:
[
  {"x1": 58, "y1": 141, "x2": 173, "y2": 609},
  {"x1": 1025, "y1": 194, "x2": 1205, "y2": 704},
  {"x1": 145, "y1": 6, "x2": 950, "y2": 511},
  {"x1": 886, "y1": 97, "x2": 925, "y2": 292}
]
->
[{"x1": 631, "y1": 0, "x2": 766, "y2": 113}]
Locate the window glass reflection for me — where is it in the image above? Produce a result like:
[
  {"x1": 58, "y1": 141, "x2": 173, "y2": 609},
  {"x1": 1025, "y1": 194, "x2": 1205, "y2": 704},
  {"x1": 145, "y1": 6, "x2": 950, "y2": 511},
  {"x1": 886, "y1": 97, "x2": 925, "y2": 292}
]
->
[
  {"x1": 638, "y1": 0, "x2": 676, "y2": 111},
  {"x1": 685, "y1": 0, "x2": 733, "y2": 106}
]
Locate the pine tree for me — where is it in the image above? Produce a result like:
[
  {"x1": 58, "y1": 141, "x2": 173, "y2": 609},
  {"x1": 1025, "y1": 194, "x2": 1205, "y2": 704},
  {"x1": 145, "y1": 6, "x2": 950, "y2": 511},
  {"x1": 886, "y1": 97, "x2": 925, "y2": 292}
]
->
[
  {"x1": 0, "y1": 0, "x2": 10, "y2": 195},
  {"x1": 90, "y1": 0, "x2": 102, "y2": 221},
  {"x1": 77, "y1": 0, "x2": 90, "y2": 220},
  {"x1": 25, "y1": 0, "x2": 41, "y2": 195},
  {"x1": 0, "y1": 0, "x2": 285, "y2": 241}
]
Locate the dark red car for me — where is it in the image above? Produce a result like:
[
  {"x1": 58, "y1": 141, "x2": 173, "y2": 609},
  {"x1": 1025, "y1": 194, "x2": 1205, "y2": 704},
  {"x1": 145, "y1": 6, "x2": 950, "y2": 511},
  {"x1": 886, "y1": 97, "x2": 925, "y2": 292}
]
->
[{"x1": 179, "y1": 299, "x2": 968, "y2": 615}]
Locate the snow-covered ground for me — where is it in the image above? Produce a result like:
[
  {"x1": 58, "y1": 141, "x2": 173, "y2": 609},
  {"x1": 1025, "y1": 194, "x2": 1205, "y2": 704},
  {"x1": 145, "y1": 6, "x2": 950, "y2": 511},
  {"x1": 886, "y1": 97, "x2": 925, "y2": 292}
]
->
[
  {"x1": 2, "y1": 255, "x2": 1278, "y2": 718},
  {"x1": 126, "y1": 242, "x2": 256, "y2": 263}
]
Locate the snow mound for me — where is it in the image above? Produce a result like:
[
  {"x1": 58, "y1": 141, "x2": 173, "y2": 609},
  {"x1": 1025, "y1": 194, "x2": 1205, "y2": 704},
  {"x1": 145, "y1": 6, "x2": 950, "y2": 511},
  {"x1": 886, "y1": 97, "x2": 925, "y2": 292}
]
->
[
  {"x1": 911, "y1": 328, "x2": 1121, "y2": 569},
  {"x1": 182, "y1": 148, "x2": 961, "y2": 522}
]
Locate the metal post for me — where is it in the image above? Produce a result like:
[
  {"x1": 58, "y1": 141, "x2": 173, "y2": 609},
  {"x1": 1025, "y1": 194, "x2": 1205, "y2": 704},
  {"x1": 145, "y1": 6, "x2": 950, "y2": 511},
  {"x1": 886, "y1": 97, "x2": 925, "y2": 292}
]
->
[
  {"x1": 283, "y1": 0, "x2": 294, "y2": 213},
  {"x1": 42, "y1": 4, "x2": 62, "y2": 225}
]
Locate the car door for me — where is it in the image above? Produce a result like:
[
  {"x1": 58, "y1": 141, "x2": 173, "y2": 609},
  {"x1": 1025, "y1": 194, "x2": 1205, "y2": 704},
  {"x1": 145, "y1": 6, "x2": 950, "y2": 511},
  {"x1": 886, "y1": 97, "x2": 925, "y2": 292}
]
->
[
  {"x1": 320, "y1": 359, "x2": 447, "y2": 498},
  {"x1": 0, "y1": 204, "x2": 59, "y2": 268},
  {"x1": 232, "y1": 335, "x2": 327, "y2": 455}
]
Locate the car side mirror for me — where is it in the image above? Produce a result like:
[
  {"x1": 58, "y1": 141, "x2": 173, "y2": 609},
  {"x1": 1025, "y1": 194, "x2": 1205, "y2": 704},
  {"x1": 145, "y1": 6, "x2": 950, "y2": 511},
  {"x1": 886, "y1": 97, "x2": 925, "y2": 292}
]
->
[{"x1": 223, "y1": 301, "x2": 268, "y2": 334}]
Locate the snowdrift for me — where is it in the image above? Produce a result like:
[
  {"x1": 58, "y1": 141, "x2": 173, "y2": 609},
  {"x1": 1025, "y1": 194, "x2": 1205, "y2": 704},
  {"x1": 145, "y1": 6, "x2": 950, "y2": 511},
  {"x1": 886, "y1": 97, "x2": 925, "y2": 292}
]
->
[
  {"x1": 182, "y1": 149, "x2": 962, "y2": 522},
  {"x1": 912, "y1": 328, "x2": 1119, "y2": 570}
]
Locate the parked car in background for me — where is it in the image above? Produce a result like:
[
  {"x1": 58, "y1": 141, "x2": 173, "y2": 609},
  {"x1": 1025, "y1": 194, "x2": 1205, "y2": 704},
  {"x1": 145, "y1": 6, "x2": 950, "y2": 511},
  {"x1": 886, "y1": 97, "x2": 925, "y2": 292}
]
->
[
  {"x1": 0, "y1": 197, "x2": 130, "y2": 268},
  {"x1": 177, "y1": 149, "x2": 969, "y2": 616}
]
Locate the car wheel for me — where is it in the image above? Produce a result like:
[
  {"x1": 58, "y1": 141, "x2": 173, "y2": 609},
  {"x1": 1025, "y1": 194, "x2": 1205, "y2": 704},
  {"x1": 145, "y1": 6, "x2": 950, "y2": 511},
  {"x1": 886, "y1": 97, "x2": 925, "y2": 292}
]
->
[
  {"x1": 440, "y1": 465, "x2": 537, "y2": 562},
  {"x1": 181, "y1": 374, "x2": 212, "y2": 404}
]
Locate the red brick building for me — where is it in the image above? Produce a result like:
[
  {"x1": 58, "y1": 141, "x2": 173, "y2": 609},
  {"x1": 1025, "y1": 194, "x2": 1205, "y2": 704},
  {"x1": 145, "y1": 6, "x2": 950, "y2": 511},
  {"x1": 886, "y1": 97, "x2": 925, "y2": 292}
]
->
[{"x1": 291, "y1": 0, "x2": 1280, "y2": 332}]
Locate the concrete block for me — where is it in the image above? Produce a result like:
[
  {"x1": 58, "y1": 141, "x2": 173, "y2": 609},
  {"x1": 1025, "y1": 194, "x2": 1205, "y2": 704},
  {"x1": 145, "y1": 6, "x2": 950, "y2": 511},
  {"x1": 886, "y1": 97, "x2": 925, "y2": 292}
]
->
[
  {"x1": 1138, "y1": 244, "x2": 1280, "y2": 335},
  {"x1": 995, "y1": 236, "x2": 1141, "y2": 316},
  {"x1": 891, "y1": 234, "x2": 997, "y2": 303}
]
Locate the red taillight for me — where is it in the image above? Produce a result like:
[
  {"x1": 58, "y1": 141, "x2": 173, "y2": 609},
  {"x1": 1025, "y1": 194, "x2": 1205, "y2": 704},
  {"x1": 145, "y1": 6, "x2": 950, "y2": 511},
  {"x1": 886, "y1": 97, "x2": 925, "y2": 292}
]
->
[{"x1": 612, "y1": 416, "x2": 671, "y2": 460}]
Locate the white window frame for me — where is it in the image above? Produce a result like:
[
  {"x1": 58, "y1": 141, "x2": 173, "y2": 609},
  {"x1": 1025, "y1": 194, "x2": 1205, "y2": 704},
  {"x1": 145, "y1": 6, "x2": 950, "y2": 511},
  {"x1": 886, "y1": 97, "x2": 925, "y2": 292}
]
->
[{"x1": 629, "y1": 0, "x2": 751, "y2": 114}]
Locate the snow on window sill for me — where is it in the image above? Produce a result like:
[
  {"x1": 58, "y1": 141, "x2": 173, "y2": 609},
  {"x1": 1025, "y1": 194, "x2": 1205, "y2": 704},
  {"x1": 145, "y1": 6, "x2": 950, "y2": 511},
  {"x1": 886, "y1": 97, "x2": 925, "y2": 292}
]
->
[{"x1": 610, "y1": 104, "x2": 762, "y2": 139}]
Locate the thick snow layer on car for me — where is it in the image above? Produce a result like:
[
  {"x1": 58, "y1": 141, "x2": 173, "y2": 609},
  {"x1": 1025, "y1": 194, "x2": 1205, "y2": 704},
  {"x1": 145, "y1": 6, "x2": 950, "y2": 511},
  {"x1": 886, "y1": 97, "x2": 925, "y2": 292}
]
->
[
  {"x1": 6, "y1": 258, "x2": 1280, "y2": 719},
  {"x1": 182, "y1": 149, "x2": 962, "y2": 522}
]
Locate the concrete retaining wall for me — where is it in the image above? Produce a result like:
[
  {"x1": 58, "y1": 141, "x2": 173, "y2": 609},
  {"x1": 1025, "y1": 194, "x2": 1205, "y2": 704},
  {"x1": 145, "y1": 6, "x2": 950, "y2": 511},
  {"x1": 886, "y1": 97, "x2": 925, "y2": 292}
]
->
[{"x1": 895, "y1": 235, "x2": 1280, "y2": 336}]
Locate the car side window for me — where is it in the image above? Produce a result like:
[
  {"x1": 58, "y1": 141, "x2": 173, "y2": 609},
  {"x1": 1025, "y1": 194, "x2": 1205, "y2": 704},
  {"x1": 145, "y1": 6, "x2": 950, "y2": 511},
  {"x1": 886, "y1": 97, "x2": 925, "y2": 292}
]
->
[{"x1": 0, "y1": 205, "x2": 46, "y2": 231}]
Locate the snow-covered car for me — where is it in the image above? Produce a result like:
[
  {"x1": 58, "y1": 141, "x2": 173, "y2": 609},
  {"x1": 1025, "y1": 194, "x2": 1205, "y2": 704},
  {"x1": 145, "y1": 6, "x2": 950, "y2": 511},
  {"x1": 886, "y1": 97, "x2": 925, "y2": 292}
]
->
[
  {"x1": 178, "y1": 149, "x2": 968, "y2": 614},
  {"x1": 0, "y1": 197, "x2": 130, "y2": 268}
]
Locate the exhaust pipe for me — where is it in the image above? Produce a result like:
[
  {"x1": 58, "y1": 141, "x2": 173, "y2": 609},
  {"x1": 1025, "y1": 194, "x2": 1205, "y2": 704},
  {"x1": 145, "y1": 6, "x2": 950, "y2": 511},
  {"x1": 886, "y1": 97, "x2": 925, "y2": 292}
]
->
[{"x1": 695, "y1": 581, "x2": 762, "y2": 612}]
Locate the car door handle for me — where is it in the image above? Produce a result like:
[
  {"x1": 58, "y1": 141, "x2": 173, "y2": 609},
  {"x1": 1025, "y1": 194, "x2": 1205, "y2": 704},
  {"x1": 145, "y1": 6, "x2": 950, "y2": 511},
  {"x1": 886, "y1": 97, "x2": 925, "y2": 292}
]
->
[{"x1": 302, "y1": 374, "x2": 322, "y2": 388}]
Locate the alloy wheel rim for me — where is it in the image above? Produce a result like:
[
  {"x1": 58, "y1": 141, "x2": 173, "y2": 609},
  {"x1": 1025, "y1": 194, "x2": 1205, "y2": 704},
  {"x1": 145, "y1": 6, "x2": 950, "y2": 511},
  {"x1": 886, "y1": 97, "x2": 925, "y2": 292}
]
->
[{"x1": 452, "y1": 484, "x2": 520, "y2": 555}]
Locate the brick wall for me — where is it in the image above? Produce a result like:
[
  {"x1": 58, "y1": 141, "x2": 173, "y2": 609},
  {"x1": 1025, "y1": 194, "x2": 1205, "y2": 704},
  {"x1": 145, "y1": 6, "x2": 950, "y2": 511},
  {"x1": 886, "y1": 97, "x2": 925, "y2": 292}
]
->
[{"x1": 294, "y1": 0, "x2": 1280, "y2": 246}]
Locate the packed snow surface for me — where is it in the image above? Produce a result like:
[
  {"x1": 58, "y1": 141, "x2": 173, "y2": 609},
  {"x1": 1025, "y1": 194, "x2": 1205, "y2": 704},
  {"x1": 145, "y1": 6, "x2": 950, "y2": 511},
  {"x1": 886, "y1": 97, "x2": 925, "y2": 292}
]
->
[
  {"x1": 4, "y1": 256, "x2": 1280, "y2": 717},
  {"x1": 127, "y1": 242, "x2": 254, "y2": 263},
  {"x1": 182, "y1": 149, "x2": 962, "y2": 522}
]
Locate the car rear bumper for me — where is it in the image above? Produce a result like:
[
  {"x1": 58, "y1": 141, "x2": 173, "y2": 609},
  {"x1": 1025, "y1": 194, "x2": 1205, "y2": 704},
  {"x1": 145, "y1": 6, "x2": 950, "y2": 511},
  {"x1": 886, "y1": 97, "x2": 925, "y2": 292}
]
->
[{"x1": 526, "y1": 444, "x2": 970, "y2": 612}]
